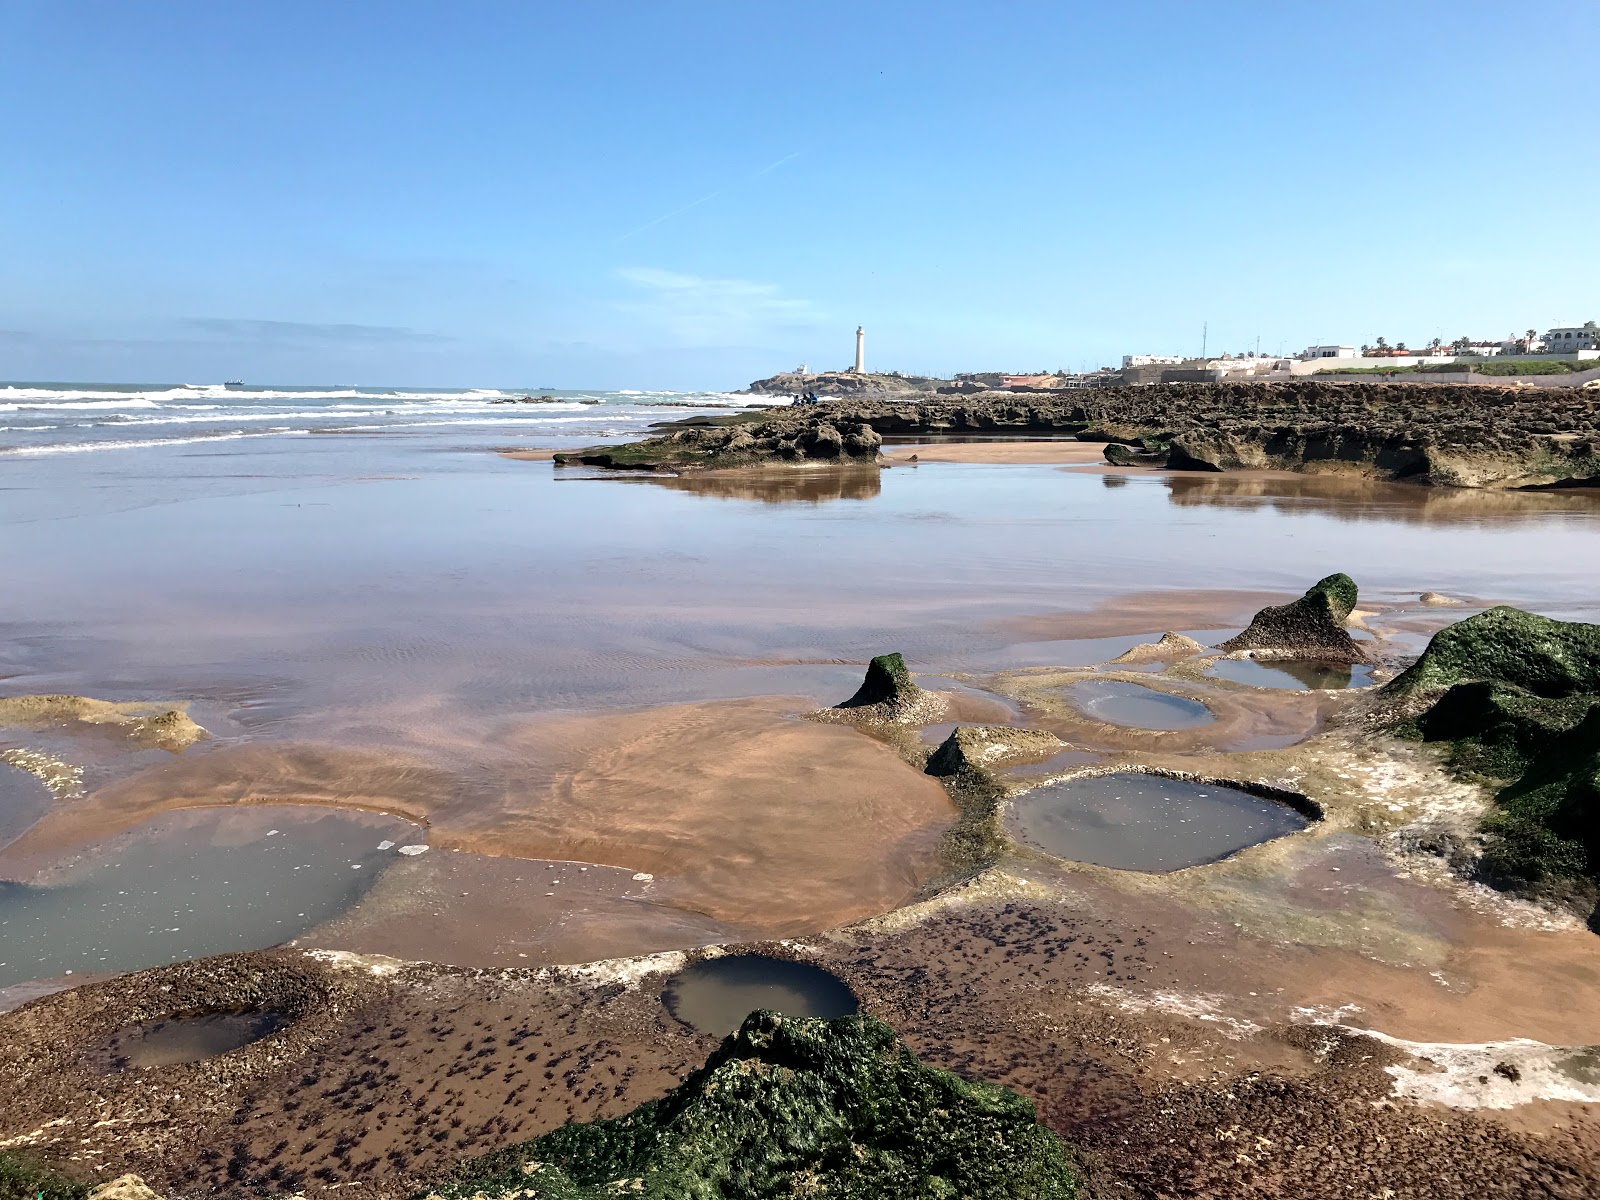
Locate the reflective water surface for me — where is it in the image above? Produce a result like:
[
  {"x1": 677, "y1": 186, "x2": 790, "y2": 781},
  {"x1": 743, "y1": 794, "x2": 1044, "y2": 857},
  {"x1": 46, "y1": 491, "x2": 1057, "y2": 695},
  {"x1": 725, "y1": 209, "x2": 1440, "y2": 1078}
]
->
[
  {"x1": 87, "y1": 1009, "x2": 289, "y2": 1071},
  {"x1": 1205, "y1": 658, "x2": 1376, "y2": 691},
  {"x1": 1063, "y1": 680, "x2": 1215, "y2": 729},
  {"x1": 662, "y1": 955, "x2": 859, "y2": 1035},
  {"x1": 1011, "y1": 772, "x2": 1310, "y2": 871},
  {"x1": 0, "y1": 807, "x2": 417, "y2": 988}
]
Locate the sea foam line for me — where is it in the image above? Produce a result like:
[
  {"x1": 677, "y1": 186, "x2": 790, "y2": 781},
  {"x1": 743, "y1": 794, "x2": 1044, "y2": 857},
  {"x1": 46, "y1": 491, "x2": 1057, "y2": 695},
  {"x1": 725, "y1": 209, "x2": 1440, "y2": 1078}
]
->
[{"x1": 1, "y1": 430, "x2": 311, "y2": 456}]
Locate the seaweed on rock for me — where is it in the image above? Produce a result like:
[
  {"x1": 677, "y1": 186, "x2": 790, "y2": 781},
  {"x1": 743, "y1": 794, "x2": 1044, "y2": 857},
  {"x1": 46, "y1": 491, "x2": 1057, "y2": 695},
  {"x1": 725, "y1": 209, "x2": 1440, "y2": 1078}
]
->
[
  {"x1": 820, "y1": 653, "x2": 946, "y2": 726},
  {"x1": 0, "y1": 1153, "x2": 87, "y2": 1200},
  {"x1": 1386, "y1": 608, "x2": 1600, "y2": 899},
  {"x1": 425, "y1": 1012, "x2": 1079, "y2": 1200}
]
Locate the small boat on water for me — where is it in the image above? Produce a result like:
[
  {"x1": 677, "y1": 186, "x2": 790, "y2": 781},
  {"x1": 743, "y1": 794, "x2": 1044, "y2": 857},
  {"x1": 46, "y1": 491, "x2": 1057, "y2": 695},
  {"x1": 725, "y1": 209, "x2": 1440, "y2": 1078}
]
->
[{"x1": 223, "y1": 380, "x2": 244, "y2": 388}]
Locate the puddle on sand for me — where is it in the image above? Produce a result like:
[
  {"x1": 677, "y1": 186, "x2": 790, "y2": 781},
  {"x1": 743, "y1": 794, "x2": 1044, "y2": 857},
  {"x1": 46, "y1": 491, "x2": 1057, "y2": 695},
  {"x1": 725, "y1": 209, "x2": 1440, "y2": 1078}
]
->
[
  {"x1": 1205, "y1": 658, "x2": 1375, "y2": 691},
  {"x1": 0, "y1": 806, "x2": 419, "y2": 989},
  {"x1": 1011, "y1": 772, "x2": 1309, "y2": 871},
  {"x1": 1063, "y1": 681, "x2": 1214, "y2": 730},
  {"x1": 87, "y1": 1010, "x2": 289, "y2": 1072},
  {"x1": 663, "y1": 954, "x2": 859, "y2": 1035}
]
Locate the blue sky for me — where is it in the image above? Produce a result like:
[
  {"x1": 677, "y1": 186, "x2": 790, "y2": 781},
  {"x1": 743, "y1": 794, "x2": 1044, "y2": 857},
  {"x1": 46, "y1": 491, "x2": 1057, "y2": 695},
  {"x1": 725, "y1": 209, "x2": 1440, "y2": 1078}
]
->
[{"x1": 3, "y1": 1, "x2": 1595, "y2": 389}]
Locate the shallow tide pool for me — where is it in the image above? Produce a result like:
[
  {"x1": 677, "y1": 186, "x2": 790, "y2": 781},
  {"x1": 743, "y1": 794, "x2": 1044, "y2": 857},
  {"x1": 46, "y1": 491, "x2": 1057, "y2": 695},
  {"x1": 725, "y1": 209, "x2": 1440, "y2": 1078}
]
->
[
  {"x1": 0, "y1": 806, "x2": 419, "y2": 989},
  {"x1": 1011, "y1": 772, "x2": 1310, "y2": 871},
  {"x1": 1063, "y1": 680, "x2": 1215, "y2": 730},
  {"x1": 662, "y1": 955, "x2": 859, "y2": 1035}
]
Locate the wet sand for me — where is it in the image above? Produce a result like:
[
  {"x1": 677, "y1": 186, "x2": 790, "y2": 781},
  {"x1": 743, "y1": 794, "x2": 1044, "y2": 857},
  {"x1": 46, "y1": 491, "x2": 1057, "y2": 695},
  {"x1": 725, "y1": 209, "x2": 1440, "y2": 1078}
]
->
[
  {"x1": 496, "y1": 448, "x2": 560, "y2": 461},
  {"x1": 7, "y1": 697, "x2": 954, "y2": 939}
]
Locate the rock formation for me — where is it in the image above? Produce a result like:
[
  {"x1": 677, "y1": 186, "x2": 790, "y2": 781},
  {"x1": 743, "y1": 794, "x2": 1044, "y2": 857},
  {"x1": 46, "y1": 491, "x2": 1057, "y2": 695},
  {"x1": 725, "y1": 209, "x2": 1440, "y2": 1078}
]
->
[
  {"x1": 0, "y1": 696, "x2": 206, "y2": 752},
  {"x1": 746, "y1": 370, "x2": 945, "y2": 397},
  {"x1": 426, "y1": 1011, "x2": 1079, "y2": 1200},
  {"x1": 820, "y1": 653, "x2": 945, "y2": 725},
  {"x1": 924, "y1": 726, "x2": 1067, "y2": 776},
  {"x1": 1107, "y1": 631, "x2": 1206, "y2": 665},
  {"x1": 87, "y1": 1178, "x2": 163, "y2": 1200},
  {"x1": 1103, "y1": 442, "x2": 1169, "y2": 468},
  {"x1": 559, "y1": 382, "x2": 1600, "y2": 487},
  {"x1": 1218, "y1": 574, "x2": 1368, "y2": 663},
  {"x1": 1384, "y1": 608, "x2": 1600, "y2": 899}
]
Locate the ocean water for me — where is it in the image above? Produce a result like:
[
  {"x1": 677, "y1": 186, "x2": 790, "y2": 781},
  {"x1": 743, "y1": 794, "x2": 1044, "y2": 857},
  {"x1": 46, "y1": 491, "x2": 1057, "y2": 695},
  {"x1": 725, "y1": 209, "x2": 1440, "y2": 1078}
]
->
[{"x1": 0, "y1": 381, "x2": 752, "y2": 457}]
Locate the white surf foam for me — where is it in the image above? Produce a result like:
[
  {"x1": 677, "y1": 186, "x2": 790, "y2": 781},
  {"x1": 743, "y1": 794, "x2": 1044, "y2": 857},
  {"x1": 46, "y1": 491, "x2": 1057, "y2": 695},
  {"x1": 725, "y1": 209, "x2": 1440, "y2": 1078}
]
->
[{"x1": 0, "y1": 430, "x2": 310, "y2": 456}]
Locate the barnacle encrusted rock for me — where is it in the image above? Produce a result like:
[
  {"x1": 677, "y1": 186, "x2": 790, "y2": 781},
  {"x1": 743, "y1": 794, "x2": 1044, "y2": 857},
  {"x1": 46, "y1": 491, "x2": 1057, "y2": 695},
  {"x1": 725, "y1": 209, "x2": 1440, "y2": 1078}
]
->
[
  {"x1": 1218, "y1": 574, "x2": 1367, "y2": 664},
  {"x1": 425, "y1": 1012, "x2": 1080, "y2": 1200}
]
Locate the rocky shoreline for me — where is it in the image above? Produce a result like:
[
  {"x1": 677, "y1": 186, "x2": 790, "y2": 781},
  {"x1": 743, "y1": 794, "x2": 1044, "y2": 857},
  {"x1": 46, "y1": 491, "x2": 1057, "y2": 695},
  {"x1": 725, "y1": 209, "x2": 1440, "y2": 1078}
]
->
[
  {"x1": 553, "y1": 382, "x2": 1600, "y2": 489},
  {"x1": 5, "y1": 587, "x2": 1600, "y2": 1198}
]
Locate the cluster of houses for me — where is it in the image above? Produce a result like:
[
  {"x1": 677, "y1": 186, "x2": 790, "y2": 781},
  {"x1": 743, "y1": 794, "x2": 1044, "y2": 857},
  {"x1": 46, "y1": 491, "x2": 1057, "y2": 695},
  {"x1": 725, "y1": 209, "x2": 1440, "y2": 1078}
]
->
[{"x1": 1304, "y1": 322, "x2": 1599, "y2": 361}]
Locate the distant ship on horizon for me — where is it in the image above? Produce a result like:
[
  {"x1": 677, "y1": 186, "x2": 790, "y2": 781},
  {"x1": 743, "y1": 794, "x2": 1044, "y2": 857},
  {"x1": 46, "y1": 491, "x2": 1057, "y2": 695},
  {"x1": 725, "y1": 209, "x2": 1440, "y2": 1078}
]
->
[{"x1": 223, "y1": 379, "x2": 244, "y2": 388}]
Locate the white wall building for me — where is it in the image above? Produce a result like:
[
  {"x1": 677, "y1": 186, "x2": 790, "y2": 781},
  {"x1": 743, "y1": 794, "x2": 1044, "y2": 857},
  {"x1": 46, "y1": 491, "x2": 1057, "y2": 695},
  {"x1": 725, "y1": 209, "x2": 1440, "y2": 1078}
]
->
[
  {"x1": 1122, "y1": 354, "x2": 1186, "y2": 368},
  {"x1": 1545, "y1": 322, "x2": 1600, "y2": 352},
  {"x1": 1300, "y1": 345, "x2": 1356, "y2": 360}
]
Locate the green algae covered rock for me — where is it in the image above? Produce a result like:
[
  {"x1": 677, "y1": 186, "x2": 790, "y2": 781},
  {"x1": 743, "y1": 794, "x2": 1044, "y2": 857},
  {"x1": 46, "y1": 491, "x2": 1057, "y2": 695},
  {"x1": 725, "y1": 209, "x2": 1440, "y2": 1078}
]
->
[
  {"x1": 818, "y1": 653, "x2": 946, "y2": 725},
  {"x1": 1384, "y1": 606, "x2": 1600, "y2": 700},
  {"x1": 840, "y1": 652, "x2": 918, "y2": 708},
  {"x1": 426, "y1": 1012, "x2": 1079, "y2": 1200},
  {"x1": 1218, "y1": 573, "x2": 1366, "y2": 663},
  {"x1": 1387, "y1": 608, "x2": 1600, "y2": 892}
]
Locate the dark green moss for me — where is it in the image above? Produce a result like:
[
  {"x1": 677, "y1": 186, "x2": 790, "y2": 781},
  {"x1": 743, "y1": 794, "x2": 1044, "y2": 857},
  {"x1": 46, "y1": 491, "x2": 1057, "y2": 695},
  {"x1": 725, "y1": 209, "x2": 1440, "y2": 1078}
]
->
[
  {"x1": 838, "y1": 653, "x2": 918, "y2": 709},
  {"x1": 427, "y1": 1012, "x2": 1079, "y2": 1200},
  {"x1": 0, "y1": 1154, "x2": 87, "y2": 1200}
]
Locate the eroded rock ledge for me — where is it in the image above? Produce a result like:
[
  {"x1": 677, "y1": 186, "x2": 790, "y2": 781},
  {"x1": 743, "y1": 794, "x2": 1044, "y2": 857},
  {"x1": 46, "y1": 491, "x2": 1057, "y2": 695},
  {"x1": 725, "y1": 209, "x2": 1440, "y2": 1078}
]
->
[{"x1": 556, "y1": 382, "x2": 1600, "y2": 488}]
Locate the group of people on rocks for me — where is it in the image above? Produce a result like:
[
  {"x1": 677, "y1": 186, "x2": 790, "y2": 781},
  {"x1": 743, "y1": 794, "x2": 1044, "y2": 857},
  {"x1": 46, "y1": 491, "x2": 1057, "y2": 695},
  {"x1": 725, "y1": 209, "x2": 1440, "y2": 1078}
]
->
[{"x1": 789, "y1": 390, "x2": 822, "y2": 405}]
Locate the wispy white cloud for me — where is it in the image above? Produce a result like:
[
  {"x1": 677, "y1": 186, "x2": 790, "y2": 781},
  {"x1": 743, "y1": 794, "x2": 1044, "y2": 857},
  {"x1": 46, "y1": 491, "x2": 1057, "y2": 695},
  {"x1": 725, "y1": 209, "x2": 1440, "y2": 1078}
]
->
[
  {"x1": 616, "y1": 267, "x2": 825, "y2": 345},
  {"x1": 185, "y1": 318, "x2": 454, "y2": 344},
  {"x1": 615, "y1": 152, "x2": 803, "y2": 242}
]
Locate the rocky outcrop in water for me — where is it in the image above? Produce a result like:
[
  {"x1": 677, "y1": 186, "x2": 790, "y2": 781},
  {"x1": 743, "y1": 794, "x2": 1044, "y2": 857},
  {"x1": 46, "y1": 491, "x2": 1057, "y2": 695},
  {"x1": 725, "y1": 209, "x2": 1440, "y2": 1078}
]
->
[
  {"x1": 553, "y1": 415, "x2": 883, "y2": 470},
  {"x1": 1108, "y1": 631, "x2": 1206, "y2": 665},
  {"x1": 816, "y1": 653, "x2": 945, "y2": 726},
  {"x1": 747, "y1": 370, "x2": 947, "y2": 397},
  {"x1": 1383, "y1": 608, "x2": 1600, "y2": 901},
  {"x1": 1219, "y1": 574, "x2": 1367, "y2": 664},
  {"x1": 426, "y1": 1011, "x2": 1079, "y2": 1200},
  {"x1": 925, "y1": 726, "x2": 1066, "y2": 775},
  {"x1": 561, "y1": 382, "x2": 1600, "y2": 487}
]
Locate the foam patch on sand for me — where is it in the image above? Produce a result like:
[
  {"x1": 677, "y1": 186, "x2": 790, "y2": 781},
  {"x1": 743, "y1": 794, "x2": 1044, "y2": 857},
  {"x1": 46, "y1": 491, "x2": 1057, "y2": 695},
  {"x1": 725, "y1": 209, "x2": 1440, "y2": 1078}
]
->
[
  {"x1": 0, "y1": 748, "x2": 84, "y2": 800},
  {"x1": 553, "y1": 950, "x2": 686, "y2": 990},
  {"x1": 1084, "y1": 982, "x2": 1264, "y2": 1038},
  {"x1": 1348, "y1": 1027, "x2": 1600, "y2": 1109},
  {"x1": 305, "y1": 949, "x2": 405, "y2": 977}
]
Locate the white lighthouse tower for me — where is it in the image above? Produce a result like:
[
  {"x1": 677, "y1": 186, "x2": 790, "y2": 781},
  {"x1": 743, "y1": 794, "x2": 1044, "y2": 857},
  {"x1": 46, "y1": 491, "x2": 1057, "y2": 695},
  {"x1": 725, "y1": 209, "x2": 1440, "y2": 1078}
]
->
[{"x1": 853, "y1": 325, "x2": 865, "y2": 374}]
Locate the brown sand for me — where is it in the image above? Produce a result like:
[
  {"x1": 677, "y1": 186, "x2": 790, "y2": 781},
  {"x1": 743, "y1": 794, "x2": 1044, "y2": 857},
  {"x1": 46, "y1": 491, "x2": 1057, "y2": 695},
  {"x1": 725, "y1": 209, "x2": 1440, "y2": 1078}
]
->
[
  {"x1": 496, "y1": 448, "x2": 559, "y2": 460},
  {"x1": 301, "y1": 851, "x2": 751, "y2": 968},
  {"x1": 4, "y1": 697, "x2": 955, "y2": 937},
  {"x1": 998, "y1": 588, "x2": 1292, "y2": 642}
]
